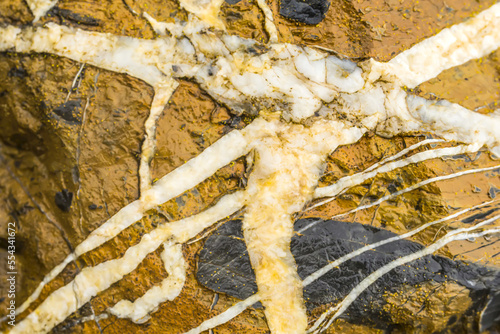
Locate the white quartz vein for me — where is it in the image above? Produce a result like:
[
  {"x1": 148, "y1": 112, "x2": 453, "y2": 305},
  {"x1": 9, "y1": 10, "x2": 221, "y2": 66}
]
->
[{"x1": 0, "y1": 1, "x2": 500, "y2": 333}]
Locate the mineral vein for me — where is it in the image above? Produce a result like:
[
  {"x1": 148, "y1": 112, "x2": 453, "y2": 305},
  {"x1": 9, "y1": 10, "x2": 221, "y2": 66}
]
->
[{"x1": 0, "y1": 0, "x2": 499, "y2": 333}]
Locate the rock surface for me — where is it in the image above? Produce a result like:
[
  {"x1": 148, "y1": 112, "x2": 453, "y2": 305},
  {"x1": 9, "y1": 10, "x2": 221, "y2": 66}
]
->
[
  {"x1": 0, "y1": 0, "x2": 499, "y2": 333},
  {"x1": 197, "y1": 218, "x2": 500, "y2": 330}
]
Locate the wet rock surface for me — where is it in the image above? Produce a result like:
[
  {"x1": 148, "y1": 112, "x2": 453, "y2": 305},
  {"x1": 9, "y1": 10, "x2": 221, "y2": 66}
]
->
[
  {"x1": 0, "y1": 0, "x2": 499, "y2": 333},
  {"x1": 197, "y1": 218, "x2": 500, "y2": 329}
]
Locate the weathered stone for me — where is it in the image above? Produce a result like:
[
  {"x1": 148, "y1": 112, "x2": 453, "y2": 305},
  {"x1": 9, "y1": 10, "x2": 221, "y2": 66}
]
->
[
  {"x1": 197, "y1": 218, "x2": 500, "y2": 329},
  {"x1": 0, "y1": 0, "x2": 499, "y2": 333}
]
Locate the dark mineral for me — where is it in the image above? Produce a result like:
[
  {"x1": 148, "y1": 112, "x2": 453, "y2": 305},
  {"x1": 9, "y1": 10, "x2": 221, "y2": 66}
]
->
[
  {"x1": 55, "y1": 189, "x2": 73, "y2": 212},
  {"x1": 51, "y1": 7, "x2": 101, "y2": 26},
  {"x1": 279, "y1": 0, "x2": 331, "y2": 25},
  {"x1": 197, "y1": 220, "x2": 258, "y2": 299},
  {"x1": 7, "y1": 66, "x2": 27, "y2": 78},
  {"x1": 196, "y1": 218, "x2": 500, "y2": 330},
  {"x1": 53, "y1": 99, "x2": 82, "y2": 124}
]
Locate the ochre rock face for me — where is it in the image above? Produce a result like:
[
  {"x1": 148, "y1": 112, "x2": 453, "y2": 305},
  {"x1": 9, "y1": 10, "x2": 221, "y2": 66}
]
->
[{"x1": 0, "y1": 0, "x2": 499, "y2": 333}]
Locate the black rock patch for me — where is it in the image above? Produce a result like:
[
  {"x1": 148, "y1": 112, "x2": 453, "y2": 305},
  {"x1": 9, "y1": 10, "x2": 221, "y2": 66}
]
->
[
  {"x1": 225, "y1": 0, "x2": 242, "y2": 4},
  {"x1": 461, "y1": 208, "x2": 498, "y2": 224},
  {"x1": 55, "y1": 189, "x2": 73, "y2": 212},
  {"x1": 8, "y1": 66, "x2": 28, "y2": 78},
  {"x1": 197, "y1": 218, "x2": 499, "y2": 328},
  {"x1": 53, "y1": 100, "x2": 82, "y2": 124},
  {"x1": 480, "y1": 291, "x2": 500, "y2": 332},
  {"x1": 51, "y1": 7, "x2": 101, "y2": 26},
  {"x1": 279, "y1": 0, "x2": 331, "y2": 25},
  {"x1": 488, "y1": 185, "x2": 500, "y2": 199},
  {"x1": 197, "y1": 220, "x2": 258, "y2": 299}
]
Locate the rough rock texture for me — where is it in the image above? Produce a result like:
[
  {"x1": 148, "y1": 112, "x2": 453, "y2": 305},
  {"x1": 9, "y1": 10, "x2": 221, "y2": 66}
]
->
[
  {"x1": 279, "y1": 0, "x2": 331, "y2": 25},
  {"x1": 0, "y1": 0, "x2": 499, "y2": 333},
  {"x1": 197, "y1": 218, "x2": 500, "y2": 330}
]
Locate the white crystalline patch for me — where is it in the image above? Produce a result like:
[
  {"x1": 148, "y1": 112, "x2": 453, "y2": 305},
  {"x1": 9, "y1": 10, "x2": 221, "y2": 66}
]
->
[
  {"x1": 271, "y1": 44, "x2": 294, "y2": 60},
  {"x1": 231, "y1": 72, "x2": 271, "y2": 97},
  {"x1": 294, "y1": 53, "x2": 326, "y2": 83},
  {"x1": 178, "y1": 38, "x2": 196, "y2": 55},
  {"x1": 264, "y1": 67, "x2": 321, "y2": 121},
  {"x1": 0, "y1": 26, "x2": 20, "y2": 50},
  {"x1": 221, "y1": 34, "x2": 255, "y2": 52},
  {"x1": 339, "y1": 85, "x2": 386, "y2": 116},
  {"x1": 492, "y1": 146, "x2": 500, "y2": 159},
  {"x1": 26, "y1": 0, "x2": 58, "y2": 22},
  {"x1": 304, "y1": 46, "x2": 328, "y2": 61},
  {"x1": 304, "y1": 80, "x2": 337, "y2": 103},
  {"x1": 190, "y1": 32, "x2": 231, "y2": 58},
  {"x1": 178, "y1": 0, "x2": 226, "y2": 30},
  {"x1": 326, "y1": 56, "x2": 365, "y2": 93}
]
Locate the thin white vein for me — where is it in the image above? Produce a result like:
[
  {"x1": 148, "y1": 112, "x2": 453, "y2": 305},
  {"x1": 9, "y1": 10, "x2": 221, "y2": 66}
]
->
[
  {"x1": 10, "y1": 191, "x2": 246, "y2": 334},
  {"x1": 139, "y1": 81, "x2": 178, "y2": 195},
  {"x1": 108, "y1": 242, "x2": 186, "y2": 323},
  {"x1": 313, "y1": 144, "x2": 478, "y2": 202},
  {"x1": 15, "y1": 122, "x2": 258, "y2": 317},
  {"x1": 65, "y1": 63, "x2": 86, "y2": 103},
  {"x1": 0, "y1": 24, "x2": 176, "y2": 87},
  {"x1": 185, "y1": 200, "x2": 495, "y2": 333},
  {"x1": 301, "y1": 203, "x2": 498, "y2": 287},
  {"x1": 184, "y1": 294, "x2": 261, "y2": 334},
  {"x1": 309, "y1": 215, "x2": 500, "y2": 333},
  {"x1": 301, "y1": 164, "x2": 500, "y2": 232},
  {"x1": 364, "y1": 138, "x2": 444, "y2": 173},
  {"x1": 255, "y1": 0, "x2": 279, "y2": 43}
]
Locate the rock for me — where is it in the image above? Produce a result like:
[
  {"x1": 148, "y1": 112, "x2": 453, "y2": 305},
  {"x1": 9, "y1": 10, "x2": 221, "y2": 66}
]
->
[
  {"x1": 197, "y1": 220, "x2": 258, "y2": 300},
  {"x1": 1, "y1": 1, "x2": 500, "y2": 333},
  {"x1": 279, "y1": 0, "x2": 330, "y2": 25},
  {"x1": 55, "y1": 189, "x2": 73, "y2": 212},
  {"x1": 53, "y1": 99, "x2": 82, "y2": 124},
  {"x1": 197, "y1": 218, "x2": 500, "y2": 329},
  {"x1": 7, "y1": 66, "x2": 27, "y2": 78}
]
